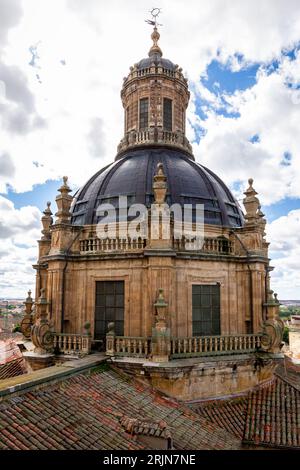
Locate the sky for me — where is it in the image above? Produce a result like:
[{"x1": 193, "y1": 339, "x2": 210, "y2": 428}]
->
[{"x1": 0, "y1": 0, "x2": 300, "y2": 299}]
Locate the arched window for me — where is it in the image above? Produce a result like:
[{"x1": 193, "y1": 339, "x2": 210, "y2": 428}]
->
[
  {"x1": 139, "y1": 98, "x2": 149, "y2": 130},
  {"x1": 163, "y1": 98, "x2": 172, "y2": 131}
]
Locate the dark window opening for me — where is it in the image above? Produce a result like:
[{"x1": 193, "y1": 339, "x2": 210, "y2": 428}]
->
[
  {"x1": 192, "y1": 284, "x2": 220, "y2": 336},
  {"x1": 139, "y1": 98, "x2": 149, "y2": 130},
  {"x1": 95, "y1": 281, "x2": 124, "y2": 343},
  {"x1": 163, "y1": 98, "x2": 172, "y2": 131}
]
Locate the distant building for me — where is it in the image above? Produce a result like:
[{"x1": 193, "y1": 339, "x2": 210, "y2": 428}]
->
[{"x1": 289, "y1": 315, "x2": 300, "y2": 360}]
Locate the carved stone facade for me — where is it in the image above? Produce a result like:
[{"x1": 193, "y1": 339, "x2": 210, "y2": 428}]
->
[
  {"x1": 20, "y1": 290, "x2": 34, "y2": 340},
  {"x1": 117, "y1": 27, "x2": 192, "y2": 156},
  {"x1": 23, "y1": 24, "x2": 283, "y2": 396}
]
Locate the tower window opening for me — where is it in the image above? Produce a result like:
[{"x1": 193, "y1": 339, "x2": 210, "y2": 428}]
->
[
  {"x1": 126, "y1": 106, "x2": 129, "y2": 131},
  {"x1": 139, "y1": 98, "x2": 149, "y2": 130},
  {"x1": 163, "y1": 98, "x2": 172, "y2": 131}
]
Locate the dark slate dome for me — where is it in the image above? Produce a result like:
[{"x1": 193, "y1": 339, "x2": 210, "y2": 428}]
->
[
  {"x1": 136, "y1": 53, "x2": 177, "y2": 71},
  {"x1": 71, "y1": 148, "x2": 244, "y2": 227}
]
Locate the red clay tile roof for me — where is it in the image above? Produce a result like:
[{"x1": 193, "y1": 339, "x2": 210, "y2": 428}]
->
[
  {"x1": 275, "y1": 360, "x2": 300, "y2": 391},
  {"x1": 192, "y1": 367, "x2": 300, "y2": 450},
  {"x1": 243, "y1": 377, "x2": 300, "y2": 449},
  {"x1": 0, "y1": 367, "x2": 241, "y2": 450},
  {"x1": 194, "y1": 397, "x2": 248, "y2": 439},
  {"x1": 0, "y1": 339, "x2": 27, "y2": 380}
]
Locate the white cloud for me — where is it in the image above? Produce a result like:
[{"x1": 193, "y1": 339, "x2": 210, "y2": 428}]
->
[
  {"x1": 0, "y1": 0, "x2": 300, "y2": 297},
  {"x1": 267, "y1": 210, "x2": 300, "y2": 299},
  {"x1": 0, "y1": 0, "x2": 299, "y2": 194},
  {"x1": 0, "y1": 195, "x2": 41, "y2": 298},
  {"x1": 192, "y1": 53, "x2": 300, "y2": 205},
  {"x1": 0, "y1": 0, "x2": 23, "y2": 46}
]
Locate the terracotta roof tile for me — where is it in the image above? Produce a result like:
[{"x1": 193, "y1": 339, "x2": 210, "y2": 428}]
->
[
  {"x1": 194, "y1": 397, "x2": 248, "y2": 439},
  {"x1": 0, "y1": 368, "x2": 241, "y2": 450},
  {"x1": 243, "y1": 377, "x2": 300, "y2": 449}
]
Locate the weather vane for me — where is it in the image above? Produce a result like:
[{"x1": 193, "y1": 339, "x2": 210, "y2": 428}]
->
[{"x1": 145, "y1": 7, "x2": 163, "y2": 28}]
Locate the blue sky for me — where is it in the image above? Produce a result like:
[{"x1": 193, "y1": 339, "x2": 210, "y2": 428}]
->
[{"x1": 1, "y1": 0, "x2": 300, "y2": 298}]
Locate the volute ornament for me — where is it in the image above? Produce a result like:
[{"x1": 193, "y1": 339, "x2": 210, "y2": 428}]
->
[
  {"x1": 20, "y1": 290, "x2": 34, "y2": 339},
  {"x1": 260, "y1": 317, "x2": 284, "y2": 354},
  {"x1": 31, "y1": 288, "x2": 54, "y2": 353}
]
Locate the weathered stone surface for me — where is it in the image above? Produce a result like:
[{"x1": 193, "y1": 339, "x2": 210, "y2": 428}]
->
[{"x1": 112, "y1": 355, "x2": 280, "y2": 401}]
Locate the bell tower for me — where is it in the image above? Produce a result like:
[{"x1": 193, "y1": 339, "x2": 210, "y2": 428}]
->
[{"x1": 117, "y1": 10, "x2": 193, "y2": 158}]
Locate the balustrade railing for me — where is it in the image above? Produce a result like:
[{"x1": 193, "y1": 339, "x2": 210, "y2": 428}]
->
[
  {"x1": 79, "y1": 235, "x2": 234, "y2": 255},
  {"x1": 173, "y1": 237, "x2": 234, "y2": 254},
  {"x1": 170, "y1": 334, "x2": 261, "y2": 358},
  {"x1": 54, "y1": 333, "x2": 91, "y2": 355},
  {"x1": 106, "y1": 333, "x2": 262, "y2": 359},
  {"x1": 107, "y1": 336, "x2": 152, "y2": 357},
  {"x1": 117, "y1": 128, "x2": 193, "y2": 155},
  {"x1": 128, "y1": 66, "x2": 178, "y2": 80},
  {"x1": 80, "y1": 237, "x2": 146, "y2": 253}
]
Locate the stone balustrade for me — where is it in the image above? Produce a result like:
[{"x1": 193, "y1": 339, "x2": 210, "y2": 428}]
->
[
  {"x1": 107, "y1": 336, "x2": 152, "y2": 357},
  {"x1": 117, "y1": 128, "x2": 193, "y2": 155},
  {"x1": 106, "y1": 333, "x2": 262, "y2": 360},
  {"x1": 80, "y1": 237, "x2": 146, "y2": 253},
  {"x1": 173, "y1": 236, "x2": 234, "y2": 254},
  {"x1": 79, "y1": 235, "x2": 234, "y2": 255},
  {"x1": 170, "y1": 334, "x2": 262, "y2": 358},
  {"x1": 54, "y1": 333, "x2": 91, "y2": 355},
  {"x1": 124, "y1": 65, "x2": 184, "y2": 82}
]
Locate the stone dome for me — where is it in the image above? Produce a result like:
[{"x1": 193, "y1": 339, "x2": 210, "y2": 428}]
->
[
  {"x1": 71, "y1": 147, "x2": 244, "y2": 227},
  {"x1": 136, "y1": 54, "x2": 177, "y2": 71}
]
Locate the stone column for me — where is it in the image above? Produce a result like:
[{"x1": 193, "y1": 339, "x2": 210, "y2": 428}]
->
[
  {"x1": 106, "y1": 322, "x2": 116, "y2": 356},
  {"x1": 151, "y1": 289, "x2": 171, "y2": 362},
  {"x1": 148, "y1": 163, "x2": 172, "y2": 251}
]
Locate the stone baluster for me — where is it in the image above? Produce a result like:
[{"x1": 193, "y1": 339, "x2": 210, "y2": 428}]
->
[{"x1": 105, "y1": 322, "x2": 116, "y2": 356}]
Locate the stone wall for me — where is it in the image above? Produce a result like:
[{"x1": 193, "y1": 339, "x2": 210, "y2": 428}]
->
[
  {"x1": 111, "y1": 355, "x2": 278, "y2": 401},
  {"x1": 44, "y1": 251, "x2": 267, "y2": 339}
]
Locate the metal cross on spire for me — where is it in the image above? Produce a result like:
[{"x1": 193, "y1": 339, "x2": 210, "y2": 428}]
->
[{"x1": 145, "y1": 7, "x2": 163, "y2": 28}]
